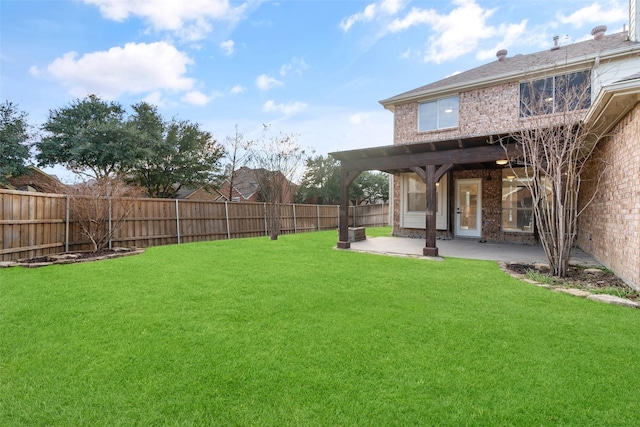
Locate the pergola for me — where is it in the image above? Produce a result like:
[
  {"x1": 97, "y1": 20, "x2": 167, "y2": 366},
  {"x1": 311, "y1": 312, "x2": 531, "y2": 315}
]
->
[{"x1": 330, "y1": 134, "x2": 520, "y2": 257}]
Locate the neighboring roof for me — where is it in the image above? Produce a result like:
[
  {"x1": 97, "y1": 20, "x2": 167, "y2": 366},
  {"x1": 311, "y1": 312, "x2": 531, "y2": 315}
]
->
[
  {"x1": 174, "y1": 186, "x2": 227, "y2": 201},
  {"x1": 4, "y1": 165, "x2": 66, "y2": 193},
  {"x1": 174, "y1": 187, "x2": 198, "y2": 199},
  {"x1": 229, "y1": 166, "x2": 261, "y2": 200},
  {"x1": 225, "y1": 166, "x2": 297, "y2": 200},
  {"x1": 381, "y1": 31, "x2": 640, "y2": 108}
]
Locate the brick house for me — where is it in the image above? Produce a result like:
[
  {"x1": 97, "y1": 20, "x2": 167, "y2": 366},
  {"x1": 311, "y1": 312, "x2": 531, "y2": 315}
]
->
[
  {"x1": 218, "y1": 166, "x2": 297, "y2": 203},
  {"x1": 174, "y1": 186, "x2": 227, "y2": 201},
  {"x1": 3, "y1": 166, "x2": 66, "y2": 193},
  {"x1": 331, "y1": 7, "x2": 640, "y2": 289}
]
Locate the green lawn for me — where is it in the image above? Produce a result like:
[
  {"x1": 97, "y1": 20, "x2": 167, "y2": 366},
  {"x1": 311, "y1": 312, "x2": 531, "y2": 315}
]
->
[{"x1": 2, "y1": 228, "x2": 640, "y2": 426}]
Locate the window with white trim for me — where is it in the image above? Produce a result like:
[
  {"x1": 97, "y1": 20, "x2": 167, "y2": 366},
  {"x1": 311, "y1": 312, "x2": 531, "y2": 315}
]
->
[
  {"x1": 418, "y1": 96, "x2": 458, "y2": 131},
  {"x1": 501, "y1": 168, "x2": 551, "y2": 233},
  {"x1": 406, "y1": 175, "x2": 437, "y2": 212},
  {"x1": 402, "y1": 173, "x2": 448, "y2": 230}
]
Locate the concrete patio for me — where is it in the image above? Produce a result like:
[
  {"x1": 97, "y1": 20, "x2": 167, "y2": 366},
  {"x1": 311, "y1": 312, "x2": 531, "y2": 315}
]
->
[{"x1": 348, "y1": 236, "x2": 602, "y2": 267}]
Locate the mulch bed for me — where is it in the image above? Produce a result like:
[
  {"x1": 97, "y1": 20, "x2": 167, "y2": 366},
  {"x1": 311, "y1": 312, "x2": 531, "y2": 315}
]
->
[
  {"x1": 3, "y1": 247, "x2": 145, "y2": 268},
  {"x1": 504, "y1": 262, "x2": 640, "y2": 302}
]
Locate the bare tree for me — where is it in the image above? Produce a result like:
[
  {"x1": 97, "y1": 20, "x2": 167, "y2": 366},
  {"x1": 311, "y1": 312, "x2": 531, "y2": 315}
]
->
[
  {"x1": 505, "y1": 70, "x2": 608, "y2": 277},
  {"x1": 250, "y1": 125, "x2": 307, "y2": 240},
  {"x1": 67, "y1": 178, "x2": 142, "y2": 252},
  {"x1": 223, "y1": 125, "x2": 253, "y2": 201}
]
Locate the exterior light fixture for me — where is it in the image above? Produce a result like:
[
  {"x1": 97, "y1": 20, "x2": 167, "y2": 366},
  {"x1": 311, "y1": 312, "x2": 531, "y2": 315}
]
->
[{"x1": 496, "y1": 159, "x2": 509, "y2": 165}]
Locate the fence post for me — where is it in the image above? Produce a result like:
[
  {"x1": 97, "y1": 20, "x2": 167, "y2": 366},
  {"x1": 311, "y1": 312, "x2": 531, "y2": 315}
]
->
[
  {"x1": 225, "y1": 201, "x2": 231, "y2": 240},
  {"x1": 317, "y1": 205, "x2": 320, "y2": 231},
  {"x1": 175, "y1": 199, "x2": 181, "y2": 244},
  {"x1": 293, "y1": 204, "x2": 297, "y2": 234},
  {"x1": 264, "y1": 203, "x2": 268, "y2": 236},
  {"x1": 108, "y1": 197, "x2": 113, "y2": 250},
  {"x1": 65, "y1": 195, "x2": 70, "y2": 253}
]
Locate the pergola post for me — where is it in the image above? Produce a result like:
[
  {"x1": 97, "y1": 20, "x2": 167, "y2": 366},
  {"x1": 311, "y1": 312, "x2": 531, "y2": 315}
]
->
[
  {"x1": 411, "y1": 164, "x2": 454, "y2": 257},
  {"x1": 337, "y1": 167, "x2": 361, "y2": 249},
  {"x1": 424, "y1": 164, "x2": 438, "y2": 257}
]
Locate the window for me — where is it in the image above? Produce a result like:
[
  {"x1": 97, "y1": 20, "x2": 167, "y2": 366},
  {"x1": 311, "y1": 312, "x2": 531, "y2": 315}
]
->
[
  {"x1": 402, "y1": 173, "x2": 448, "y2": 230},
  {"x1": 418, "y1": 96, "x2": 458, "y2": 131},
  {"x1": 501, "y1": 168, "x2": 534, "y2": 232},
  {"x1": 519, "y1": 70, "x2": 591, "y2": 117},
  {"x1": 406, "y1": 175, "x2": 439, "y2": 212}
]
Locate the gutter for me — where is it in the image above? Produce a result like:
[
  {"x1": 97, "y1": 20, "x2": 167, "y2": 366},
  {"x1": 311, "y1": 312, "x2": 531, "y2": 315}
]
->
[{"x1": 584, "y1": 76, "x2": 640, "y2": 134}]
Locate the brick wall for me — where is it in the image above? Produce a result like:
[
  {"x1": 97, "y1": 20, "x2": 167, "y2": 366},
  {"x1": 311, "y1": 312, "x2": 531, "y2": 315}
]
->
[
  {"x1": 392, "y1": 169, "x2": 537, "y2": 244},
  {"x1": 394, "y1": 83, "x2": 521, "y2": 144},
  {"x1": 578, "y1": 104, "x2": 640, "y2": 289},
  {"x1": 394, "y1": 82, "x2": 576, "y2": 145}
]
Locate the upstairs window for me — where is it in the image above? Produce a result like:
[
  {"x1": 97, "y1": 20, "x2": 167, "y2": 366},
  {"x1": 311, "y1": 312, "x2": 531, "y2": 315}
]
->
[
  {"x1": 519, "y1": 70, "x2": 591, "y2": 117},
  {"x1": 418, "y1": 96, "x2": 458, "y2": 131}
]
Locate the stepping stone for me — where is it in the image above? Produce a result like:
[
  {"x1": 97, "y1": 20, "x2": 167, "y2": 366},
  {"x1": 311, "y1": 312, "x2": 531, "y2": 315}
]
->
[
  {"x1": 556, "y1": 288, "x2": 591, "y2": 297},
  {"x1": 587, "y1": 294, "x2": 639, "y2": 308},
  {"x1": 0, "y1": 261, "x2": 18, "y2": 268}
]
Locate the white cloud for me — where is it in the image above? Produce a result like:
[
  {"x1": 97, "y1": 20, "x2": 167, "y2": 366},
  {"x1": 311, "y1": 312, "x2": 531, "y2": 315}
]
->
[
  {"x1": 279, "y1": 57, "x2": 309, "y2": 76},
  {"x1": 557, "y1": 1, "x2": 626, "y2": 28},
  {"x1": 349, "y1": 112, "x2": 371, "y2": 125},
  {"x1": 255, "y1": 74, "x2": 283, "y2": 91},
  {"x1": 389, "y1": 0, "x2": 500, "y2": 64},
  {"x1": 230, "y1": 84, "x2": 246, "y2": 94},
  {"x1": 83, "y1": 0, "x2": 247, "y2": 41},
  {"x1": 340, "y1": 0, "x2": 405, "y2": 32},
  {"x1": 263, "y1": 100, "x2": 308, "y2": 116},
  {"x1": 34, "y1": 41, "x2": 195, "y2": 99},
  {"x1": 475, "y1": 20, "x2": 528, "y2": 61},
  {"x1": 182, "y1": 90, "x2": 211, "y2": 106},
  {"x1": 220, "y1": 39, "x2": 235, "y2": 56},
  {"x1": 142, "y1": 91, "x2": 165, "y2": 106}
]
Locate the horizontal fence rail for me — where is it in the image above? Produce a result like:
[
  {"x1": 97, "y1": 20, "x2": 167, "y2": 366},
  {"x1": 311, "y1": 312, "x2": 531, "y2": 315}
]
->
[{"x1": 0, "y1": 189, "x2": 389, "y2": 261}]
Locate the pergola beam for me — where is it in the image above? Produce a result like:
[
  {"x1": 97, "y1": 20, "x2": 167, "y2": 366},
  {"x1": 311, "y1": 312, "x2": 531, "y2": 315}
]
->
[{"x1": 340, "y1": 144, "x2": 518, "y2": 172}]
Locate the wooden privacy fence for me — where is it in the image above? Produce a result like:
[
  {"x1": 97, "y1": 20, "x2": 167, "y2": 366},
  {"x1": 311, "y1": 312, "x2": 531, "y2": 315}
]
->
[{"x1": 0, "y1": 189, "x2": 389, "y2": 261}]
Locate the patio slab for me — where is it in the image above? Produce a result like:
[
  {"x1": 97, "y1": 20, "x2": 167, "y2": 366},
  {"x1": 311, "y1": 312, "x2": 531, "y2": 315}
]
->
[{"x1": 348, "y1": 236, "x2": 602, "y2": 267}]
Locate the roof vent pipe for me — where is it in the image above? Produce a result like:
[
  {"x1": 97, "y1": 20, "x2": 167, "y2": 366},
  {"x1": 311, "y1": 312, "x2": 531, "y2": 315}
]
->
[
  {"x1": 496, "y1": 49, "x2": 507, "y2": 62},
  {"x1": 551, "y1": 35, "x2": 560, "y2": 50},
  {"x1": 591, "y1": 25, "x2": 607, "y2": 40}
]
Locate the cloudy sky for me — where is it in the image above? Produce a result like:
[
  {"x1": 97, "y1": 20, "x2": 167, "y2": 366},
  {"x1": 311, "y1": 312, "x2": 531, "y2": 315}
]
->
[{"x1": 0, "y1": 0, "x2": 629, "y2": 181}]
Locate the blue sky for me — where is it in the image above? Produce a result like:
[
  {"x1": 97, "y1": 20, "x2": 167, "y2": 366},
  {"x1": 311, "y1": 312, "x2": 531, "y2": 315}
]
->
[{"x1": 0, "y1": 0, "x2": 629, "y2": 182}]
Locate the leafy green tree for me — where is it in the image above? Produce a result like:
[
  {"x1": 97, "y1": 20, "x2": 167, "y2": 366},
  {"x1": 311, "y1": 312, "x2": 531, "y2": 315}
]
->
[
  {"x1": 0, "y1": 101, "x2": 32, "y2": 183},
  {"x1": 355, "y1": 171, "x2": 389, "y2": 204},
  {"x1": 127, "y1": 102, "x2": 225, "y2": 198},
  {"x1": 297, "y1": 155, "x2": 340, "y2": 204},
  {"x1": 36, "y1": 94, "x2": 141, "y2": 179},
  {"x1": 297, "y1": 155, "x2": 389, "y2": 205}
]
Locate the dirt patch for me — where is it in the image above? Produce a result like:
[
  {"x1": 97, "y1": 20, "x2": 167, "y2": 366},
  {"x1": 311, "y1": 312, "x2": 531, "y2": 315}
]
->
[{"x1": 504, "y1": 262, "x2": 640, "y2": 302}]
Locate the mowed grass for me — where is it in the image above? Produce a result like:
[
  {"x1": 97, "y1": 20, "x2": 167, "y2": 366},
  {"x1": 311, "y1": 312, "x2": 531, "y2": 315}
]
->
[{"x1": 2, "y1": 229, "x2": 640, "y2": 426}]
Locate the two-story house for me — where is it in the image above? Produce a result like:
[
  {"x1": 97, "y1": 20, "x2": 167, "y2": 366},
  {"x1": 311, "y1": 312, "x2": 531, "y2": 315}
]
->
[{"x1": 331, "y1": 6, "x2": 640, "y2": 289}]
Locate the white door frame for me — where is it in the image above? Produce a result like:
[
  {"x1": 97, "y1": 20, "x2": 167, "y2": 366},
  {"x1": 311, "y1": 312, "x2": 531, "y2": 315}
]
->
[{"x1": 455, "y1": 178, "x2": 482, "y2": 238}]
